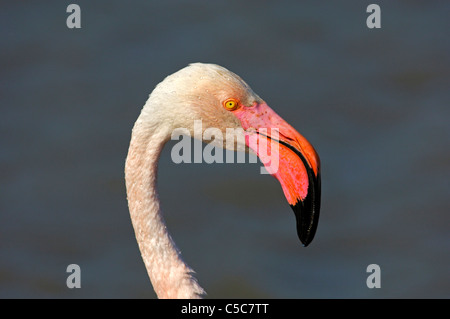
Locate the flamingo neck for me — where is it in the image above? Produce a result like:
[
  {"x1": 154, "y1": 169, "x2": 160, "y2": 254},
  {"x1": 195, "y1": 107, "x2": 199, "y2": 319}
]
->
[{"x1": 125, "y1": 115, "x2": 204, "y2": 299}]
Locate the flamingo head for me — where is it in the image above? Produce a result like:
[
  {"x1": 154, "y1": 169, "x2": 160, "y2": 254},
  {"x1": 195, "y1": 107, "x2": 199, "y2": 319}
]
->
[{"x1": 149, "y1": 63, "x2": 321, "y2": 246}]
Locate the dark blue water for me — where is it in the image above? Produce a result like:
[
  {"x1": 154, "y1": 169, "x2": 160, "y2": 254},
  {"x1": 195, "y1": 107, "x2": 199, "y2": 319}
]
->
[{"x1": 1, "y1": 1, "x2": 449, "y2": 298}]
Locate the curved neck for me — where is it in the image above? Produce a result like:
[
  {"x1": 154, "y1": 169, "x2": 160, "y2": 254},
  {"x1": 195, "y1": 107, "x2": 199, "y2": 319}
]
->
[{"x1": 125, "y1": 115, "x2": 204, "y2": 298}]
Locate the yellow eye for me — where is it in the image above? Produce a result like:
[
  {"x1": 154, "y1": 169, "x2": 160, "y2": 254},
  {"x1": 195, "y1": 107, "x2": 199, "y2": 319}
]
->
[{"x1": 223, "y1": 98, "x2": 239, "y2": 111}]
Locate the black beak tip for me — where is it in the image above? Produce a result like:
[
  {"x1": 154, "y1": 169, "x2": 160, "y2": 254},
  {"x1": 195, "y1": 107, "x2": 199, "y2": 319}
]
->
[
  {"x1": 290, "y1": 171, "x2": 321, "y2": 247},
  {"x1": 291, "y1": 202, "x2": 319, "y2": 247},
  {"x1": 300, "y1": 235, "x2": 313, "y2": 247}
]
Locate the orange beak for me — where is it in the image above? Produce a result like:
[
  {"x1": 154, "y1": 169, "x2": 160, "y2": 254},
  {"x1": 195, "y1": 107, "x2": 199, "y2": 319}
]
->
[{"x1": 234, "y1": 102, "x2": 321, "y2": 246}]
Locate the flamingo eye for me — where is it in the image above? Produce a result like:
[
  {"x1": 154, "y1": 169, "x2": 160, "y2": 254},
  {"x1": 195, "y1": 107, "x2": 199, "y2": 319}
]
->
[{"x1": 223, "y1": 99, "x2": 239, "y2": 111}]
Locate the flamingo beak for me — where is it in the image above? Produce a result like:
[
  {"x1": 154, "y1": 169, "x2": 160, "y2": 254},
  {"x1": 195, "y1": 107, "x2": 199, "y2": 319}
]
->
[{"x1": 234, "y1": 102, "x2": 321, "y2": 246}]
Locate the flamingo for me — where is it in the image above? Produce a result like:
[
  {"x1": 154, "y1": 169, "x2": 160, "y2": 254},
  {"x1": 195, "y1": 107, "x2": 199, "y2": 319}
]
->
[{"x1": 125, "y1": 63, "x2": 321, "y2": 298}]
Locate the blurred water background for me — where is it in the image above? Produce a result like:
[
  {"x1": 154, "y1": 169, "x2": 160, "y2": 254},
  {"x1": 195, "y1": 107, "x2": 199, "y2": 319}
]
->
[{"x1": 1, "y1": 1, "x2": 449, "y2": 298}]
